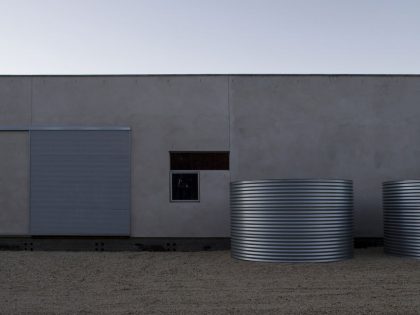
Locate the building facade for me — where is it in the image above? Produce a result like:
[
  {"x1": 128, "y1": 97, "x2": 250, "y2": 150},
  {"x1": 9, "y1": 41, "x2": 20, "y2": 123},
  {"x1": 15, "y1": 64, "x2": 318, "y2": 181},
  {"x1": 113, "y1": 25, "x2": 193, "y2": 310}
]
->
[{"x1": 1, "y1": 75, "x2": 419, "y2": 241}]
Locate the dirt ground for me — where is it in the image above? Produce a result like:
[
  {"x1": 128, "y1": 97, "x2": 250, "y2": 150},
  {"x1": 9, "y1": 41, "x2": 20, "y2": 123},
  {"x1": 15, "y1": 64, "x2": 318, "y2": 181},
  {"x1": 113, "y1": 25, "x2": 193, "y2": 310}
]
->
[{"x1": 1, "y1": 248, "x2": 420, "y2": 315}]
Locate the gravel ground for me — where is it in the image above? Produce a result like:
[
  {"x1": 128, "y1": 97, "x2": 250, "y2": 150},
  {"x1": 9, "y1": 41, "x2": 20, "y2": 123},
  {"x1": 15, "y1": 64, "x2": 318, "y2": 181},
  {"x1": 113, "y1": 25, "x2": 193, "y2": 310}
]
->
[{"x1": 1, "y1": 248, "x2": 420, "y2": 314}]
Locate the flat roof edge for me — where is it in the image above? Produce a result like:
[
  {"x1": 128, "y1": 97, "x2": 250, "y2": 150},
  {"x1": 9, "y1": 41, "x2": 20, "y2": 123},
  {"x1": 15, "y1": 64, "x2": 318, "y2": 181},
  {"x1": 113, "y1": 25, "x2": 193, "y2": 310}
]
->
[
  {"x1": 0, "y1": 126, "x2": 131, "y2": 131},
  {"x1": 0, "y1": 74, "x2": 420, "y2": 77}
]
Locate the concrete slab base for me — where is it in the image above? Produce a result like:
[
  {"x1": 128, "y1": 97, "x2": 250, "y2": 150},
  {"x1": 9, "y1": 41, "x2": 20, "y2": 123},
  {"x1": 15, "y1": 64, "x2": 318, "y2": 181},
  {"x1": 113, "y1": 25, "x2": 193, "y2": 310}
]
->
[
  {"x1": 0, "y1": 237, "x2": 231, "y2": 252},
  {"x1": 0, "y1": 237, "x2": 381, "y2": 251}
]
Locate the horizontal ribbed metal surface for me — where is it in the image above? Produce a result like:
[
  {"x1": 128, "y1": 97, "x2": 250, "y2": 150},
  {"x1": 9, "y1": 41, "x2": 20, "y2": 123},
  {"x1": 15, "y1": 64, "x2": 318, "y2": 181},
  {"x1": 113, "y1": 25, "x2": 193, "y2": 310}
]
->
[
  {"x1": 231, "y1": 179, "x2": 353, "y2": 262},
  {"x1": 30, "y1": 130, "x2": 131, "y2": 236},
  {"x1": 384, "y1": 180, "x2": 420, "y2": 259}
]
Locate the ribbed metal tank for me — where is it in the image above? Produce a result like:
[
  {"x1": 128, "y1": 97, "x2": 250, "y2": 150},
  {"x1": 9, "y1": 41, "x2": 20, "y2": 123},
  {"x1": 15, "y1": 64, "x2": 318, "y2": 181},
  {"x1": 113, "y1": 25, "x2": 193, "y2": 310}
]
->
[
  {"x1": 231, "y1": 179, "x2": 353, "y2": 262},
  {"x1": 383, "y1": 180, "x2": 420, "y2": 259}
]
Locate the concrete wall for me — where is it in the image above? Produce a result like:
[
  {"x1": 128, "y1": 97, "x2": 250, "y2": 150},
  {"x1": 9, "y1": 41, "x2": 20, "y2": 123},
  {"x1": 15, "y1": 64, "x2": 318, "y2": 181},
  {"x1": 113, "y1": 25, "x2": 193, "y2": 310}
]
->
[
  {"x1": 0, "y1": 132, "x2": 29, "y2": 235},
  {"x1": 0, "y1": 77, "x2": 31, "y2": 235},
  {"x1": 30, "y1": 76, "x2": 230, "y2": 237},
  {"x1": 0, "y1": 77, "x2": 31, "y2": 125},
  {"x1": 0, "y1": 75, "x2": 420, "y2": 238},
  {"x1": 230, "y1": 76, "x2": 420, "y2": 237}
]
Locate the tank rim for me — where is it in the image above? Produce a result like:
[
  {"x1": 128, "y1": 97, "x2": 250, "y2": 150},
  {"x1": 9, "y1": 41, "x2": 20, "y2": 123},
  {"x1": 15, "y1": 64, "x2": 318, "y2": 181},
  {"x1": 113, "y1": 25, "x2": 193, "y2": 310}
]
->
[{"x1": 231, "y1": 178, "x2": 352, "y2": 184}]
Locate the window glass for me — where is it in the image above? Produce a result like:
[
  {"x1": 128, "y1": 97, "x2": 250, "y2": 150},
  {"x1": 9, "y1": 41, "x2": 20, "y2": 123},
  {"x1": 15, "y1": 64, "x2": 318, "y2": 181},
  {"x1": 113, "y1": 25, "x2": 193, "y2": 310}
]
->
[{"x1": 171, "y1": 173, "x2": 199, "y2": 201}]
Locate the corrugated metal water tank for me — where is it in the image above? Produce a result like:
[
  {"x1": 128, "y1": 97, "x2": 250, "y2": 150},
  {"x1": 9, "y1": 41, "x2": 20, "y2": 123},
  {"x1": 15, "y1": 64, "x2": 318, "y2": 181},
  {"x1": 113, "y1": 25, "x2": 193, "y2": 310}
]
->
[
  {"x1": 383, "y1": 180, "x2": 420, "y2": 259},
  {"x1": 231, "y1": 179, "x2": 354, "y2": 262}
]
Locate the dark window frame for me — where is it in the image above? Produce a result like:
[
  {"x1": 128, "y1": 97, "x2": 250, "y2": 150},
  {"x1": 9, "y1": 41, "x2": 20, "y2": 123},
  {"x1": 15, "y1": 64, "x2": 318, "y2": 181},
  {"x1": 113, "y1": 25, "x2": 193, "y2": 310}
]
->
[
  {"x1": 170, "y1": 170, "x2": 200, "y2": 202},
  {"x1": 170, "y1": 151, "x2": 229, "y2": 171}
]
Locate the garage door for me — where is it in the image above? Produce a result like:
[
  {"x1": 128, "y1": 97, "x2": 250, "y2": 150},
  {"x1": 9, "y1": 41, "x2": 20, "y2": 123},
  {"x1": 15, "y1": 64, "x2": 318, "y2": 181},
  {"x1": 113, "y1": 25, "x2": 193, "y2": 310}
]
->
[{"x1": 30, "y1": 129, "x2": 131, "y2": 235}]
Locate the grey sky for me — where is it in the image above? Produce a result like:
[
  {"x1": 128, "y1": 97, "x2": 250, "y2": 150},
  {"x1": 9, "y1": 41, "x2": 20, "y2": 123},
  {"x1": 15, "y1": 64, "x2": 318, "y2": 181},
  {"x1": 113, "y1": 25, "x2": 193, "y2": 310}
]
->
[{"x1": 0, "y1": 0, "x2": 419, "y2": 74}]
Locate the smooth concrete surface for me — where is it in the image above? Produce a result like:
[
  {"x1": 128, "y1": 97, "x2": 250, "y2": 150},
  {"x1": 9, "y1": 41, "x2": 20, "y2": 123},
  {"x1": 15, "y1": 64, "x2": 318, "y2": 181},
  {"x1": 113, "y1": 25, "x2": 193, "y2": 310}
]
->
[
  {"x1": 230, "y1": 75, "x2": 420, "y2": 237},
  {"x1": 1, "y1": 75, "x2": 420, "y2": 238},
  {"x1": 166, "y1": 171, "x2": 230, "y2": 237},
  {"x1": 0, "y1": 132, "x2": 29, "y2": 235},
  {"x1": 0, "y1": 77, "x2": 31, "y2": 125},
  {"x1": 31, "y1": 76, "x2": 230, "y2": 237}
]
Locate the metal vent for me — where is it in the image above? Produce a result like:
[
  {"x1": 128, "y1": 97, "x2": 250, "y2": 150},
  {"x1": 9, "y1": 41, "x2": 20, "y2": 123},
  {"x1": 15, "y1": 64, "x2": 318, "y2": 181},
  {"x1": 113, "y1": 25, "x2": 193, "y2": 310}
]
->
[
  {"x1": 384, "y1": 180, "x2": 420, "y2": 259},
  {"x1": 30, "y1": 130, "x2": 131, "y2": 236},
  {"x1": 231, "y1": 179, "x2": 354, "y2": 262}
]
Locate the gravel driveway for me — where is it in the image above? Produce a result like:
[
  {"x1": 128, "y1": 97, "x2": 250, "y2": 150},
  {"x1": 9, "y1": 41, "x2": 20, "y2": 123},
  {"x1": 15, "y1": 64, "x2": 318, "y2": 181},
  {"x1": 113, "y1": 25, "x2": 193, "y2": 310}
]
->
[{"x1": 1, "y1": 248, "x2": 420, "y2": 314}]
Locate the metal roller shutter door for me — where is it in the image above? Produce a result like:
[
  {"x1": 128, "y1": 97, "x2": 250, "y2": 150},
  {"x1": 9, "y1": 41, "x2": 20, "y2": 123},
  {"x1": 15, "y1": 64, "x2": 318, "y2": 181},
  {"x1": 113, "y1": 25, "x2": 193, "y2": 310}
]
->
[{"x1": 30, "y1": 130, "x2": 130, "y2": 236}]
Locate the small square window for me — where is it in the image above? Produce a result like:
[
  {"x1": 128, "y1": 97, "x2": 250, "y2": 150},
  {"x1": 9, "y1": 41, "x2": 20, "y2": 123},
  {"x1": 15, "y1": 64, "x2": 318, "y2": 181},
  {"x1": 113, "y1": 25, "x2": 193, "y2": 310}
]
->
[{"x1": 171, "y1": 172, "x2": 199, "y2": 202}]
